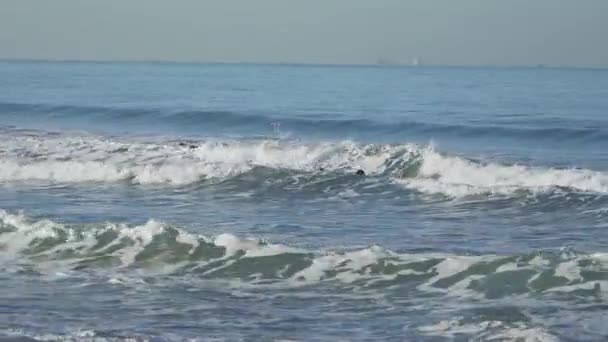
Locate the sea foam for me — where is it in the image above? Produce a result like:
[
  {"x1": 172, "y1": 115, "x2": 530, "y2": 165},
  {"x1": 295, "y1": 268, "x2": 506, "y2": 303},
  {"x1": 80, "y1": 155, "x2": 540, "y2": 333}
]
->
[
  {"x1": 1, "y1": 132, "x2": 608, "y2": 198},
  {"x1": 1, "y1": 210, "x2": 606, "y2": 298}
]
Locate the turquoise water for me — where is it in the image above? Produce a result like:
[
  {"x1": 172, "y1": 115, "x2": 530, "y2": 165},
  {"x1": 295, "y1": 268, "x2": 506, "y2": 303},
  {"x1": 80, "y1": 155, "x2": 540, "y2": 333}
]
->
[{"x1": 0, "y1": 61, "x2": 607, "y2": 341}]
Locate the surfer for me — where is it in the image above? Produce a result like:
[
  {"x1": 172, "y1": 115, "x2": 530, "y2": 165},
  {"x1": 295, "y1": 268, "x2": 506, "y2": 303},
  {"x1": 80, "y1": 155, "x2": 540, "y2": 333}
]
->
[{"x1": 356, "y1": 169, "x2": 365, "y2": 176}]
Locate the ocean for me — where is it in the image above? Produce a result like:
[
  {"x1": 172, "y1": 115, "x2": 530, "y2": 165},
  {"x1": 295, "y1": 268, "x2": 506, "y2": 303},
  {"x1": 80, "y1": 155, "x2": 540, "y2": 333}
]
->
[{"x1": 0, "y1": 61, "x2": 607, "y2": 341}]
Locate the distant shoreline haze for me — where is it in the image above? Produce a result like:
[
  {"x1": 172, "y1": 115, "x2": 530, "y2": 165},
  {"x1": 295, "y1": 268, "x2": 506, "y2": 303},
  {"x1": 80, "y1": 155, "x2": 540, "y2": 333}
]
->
[
  {"x1": 0, "y1": 0, "x2": 607, "y2": 68},
  {"x1": 0, "y1": 58, "x2": 606, "y2": 70}
]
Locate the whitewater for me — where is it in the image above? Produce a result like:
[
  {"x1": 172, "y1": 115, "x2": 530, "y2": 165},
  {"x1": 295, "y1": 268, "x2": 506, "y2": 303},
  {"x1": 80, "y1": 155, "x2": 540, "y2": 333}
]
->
[
  {"x1": 1, "y1": 61, "x2": 607, "y2": 341},
  {"x1": 2, "y1": 133, "x2": 607, "y2": 196}
]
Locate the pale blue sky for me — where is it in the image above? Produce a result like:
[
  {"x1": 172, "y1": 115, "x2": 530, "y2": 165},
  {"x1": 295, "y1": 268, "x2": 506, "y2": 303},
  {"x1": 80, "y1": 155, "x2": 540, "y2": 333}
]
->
[{"x1": 1, "y1": 0, "x2": 607, "y2": 67}]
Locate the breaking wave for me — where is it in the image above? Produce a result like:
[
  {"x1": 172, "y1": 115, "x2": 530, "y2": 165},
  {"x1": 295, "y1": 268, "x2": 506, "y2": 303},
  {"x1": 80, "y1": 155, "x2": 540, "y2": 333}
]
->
[
  {"x1": 1, "y1": 132, "x2": 608, "y2": 198},
  {"x1": 397, "y1": 148, "x2": 608, "y2": 197},
  {"x1": 418, "y1": 319, "x2": 559, "y2": 342},
  {"x1": 1, "y1": 210, "x2": 607, "y2": 298}
]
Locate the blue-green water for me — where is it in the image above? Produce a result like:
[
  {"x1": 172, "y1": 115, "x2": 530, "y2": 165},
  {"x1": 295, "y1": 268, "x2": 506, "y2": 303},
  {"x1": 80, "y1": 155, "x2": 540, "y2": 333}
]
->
[{"x1": 0, "y1": 61, "x2": 607, "y2": 341}]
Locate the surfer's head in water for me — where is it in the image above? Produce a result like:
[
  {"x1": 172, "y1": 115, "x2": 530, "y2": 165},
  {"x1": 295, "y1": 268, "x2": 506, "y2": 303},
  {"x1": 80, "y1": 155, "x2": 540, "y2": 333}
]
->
[{"x1": 356, "y1": 169, "x2": 365, "y2": 176}]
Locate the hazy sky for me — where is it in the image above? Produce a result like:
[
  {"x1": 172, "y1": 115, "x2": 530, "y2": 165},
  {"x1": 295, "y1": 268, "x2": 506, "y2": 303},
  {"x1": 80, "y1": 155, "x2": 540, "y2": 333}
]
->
[{"x1": 1, "y1": 0, "x2": 607, "y2": 67}]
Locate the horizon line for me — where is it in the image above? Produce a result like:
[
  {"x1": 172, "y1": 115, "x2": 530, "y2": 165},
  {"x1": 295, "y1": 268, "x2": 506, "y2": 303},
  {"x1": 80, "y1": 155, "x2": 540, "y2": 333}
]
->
[{"x1": 0, "y1": 57, "x2": 606, "y2": 71}]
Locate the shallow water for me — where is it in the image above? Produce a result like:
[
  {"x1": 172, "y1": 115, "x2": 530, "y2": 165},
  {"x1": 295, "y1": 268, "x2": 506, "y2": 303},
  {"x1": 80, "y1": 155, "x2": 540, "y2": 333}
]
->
[{"x1": 0, "y1": 61, "x2": 607, "y2": 341}]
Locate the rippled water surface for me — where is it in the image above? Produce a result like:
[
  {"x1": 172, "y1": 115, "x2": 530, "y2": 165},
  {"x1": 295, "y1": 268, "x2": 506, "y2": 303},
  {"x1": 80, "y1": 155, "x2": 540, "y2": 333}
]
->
[{"x1": 1, "y1": 61, "x2": 607, "y2": 341}]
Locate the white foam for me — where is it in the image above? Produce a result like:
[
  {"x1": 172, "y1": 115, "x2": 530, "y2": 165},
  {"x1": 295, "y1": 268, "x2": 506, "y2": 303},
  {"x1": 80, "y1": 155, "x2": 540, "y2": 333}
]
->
[
  {"x1": 0, "y1": 134, "x2": 415, "y2": 185},
  {"x1": 398, "y1": 148, "x2": 608, "y2": 197},
  {"x1": 0, "y1": 159, "x2": 131, "y2": 183},
  {"x1": 0, "y1": 211, "x2": 202, "y2": 272},
  {"x1": 116, "y1": 220, "x2": 165, "y2": 265},
  {"x1": 554, "y1": 260, "x2": 582, "y2": 282},
  {"x1": 418, "y1": 319, "x2": 502, "y2": 336},
  {"x1": 0, "y1": 328, "x2": 121, "y2": 342},
  {"x1": 290, "y1": 246, "x2": 388, "y2": 285},
  {"x1": 484, "y1": 325, "x2": 559, "y2": 342},
  {"x1": 337, "y1": 189, "x2": 360, "y2": 198},
  {"x1": 175, "y1": 229, "x2": 201, "y2": 252},
  {"x1": 4, "y1": 133, "x2": 608, "y2": 198},
  {"x1": 590, "y1": 252, "x2": 608, "y2": 262},
  {"x1": 528, "y1": 255, "x2": 551, "y2": 267},
  {"x1": 213, "y1": 233, "x2": 299, "y2": 258},
  {"x1": 3, "y1": 210, "x2": 608, "y2": 298},
  {"x1": 434, "y1": 256, "x2": 479, "y2": 279},
  {"x1": 0, "y1": 210, "x2": 63, "y2": 263},
  {"x1": 496, "y1": 262, "x2": 521, "y2": 273},
  {"x1": 418, "y1": 319, "x2": 558, "y2": 342},
  {"x1": 417, "y1": 256, "x2": 486, "y2": 295}
]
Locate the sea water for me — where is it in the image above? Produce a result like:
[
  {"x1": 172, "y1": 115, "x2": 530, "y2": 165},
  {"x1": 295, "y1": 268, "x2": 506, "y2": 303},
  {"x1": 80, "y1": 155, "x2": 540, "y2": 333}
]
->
[{"x1": 0, "y1": 61, "x2": 607, "y2": 341}]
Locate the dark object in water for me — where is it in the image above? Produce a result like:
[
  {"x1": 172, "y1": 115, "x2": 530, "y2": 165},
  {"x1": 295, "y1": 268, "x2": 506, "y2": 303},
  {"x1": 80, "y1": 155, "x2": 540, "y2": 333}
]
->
[
  {"x1": 356, "y1": 169, "x2": 365, "y2": 176},
  {"x1": 178, "y1": 142, "x2": 198, "y2": 149},
  {"x1": 111, "y1": 147, "x2": 129, "y2": 153}
]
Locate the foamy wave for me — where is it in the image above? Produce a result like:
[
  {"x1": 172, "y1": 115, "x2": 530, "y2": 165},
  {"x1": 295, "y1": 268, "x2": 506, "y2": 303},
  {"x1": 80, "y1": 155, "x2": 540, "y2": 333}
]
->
[
  {"x1": 418, "y1": 319, "x2": 558, "y2": 342},
  {"x1": 0, "y1": 328, "x2": 139, "y2": 342},
  {"x1": 1, "y1": 210, "x2": 607, "y2": 297},
  {"x1": 2, "y1": 131, "x2": 608, "y2": 199},
  {"x1": 396, "y1": 148, "x2": 608, "y2": 197},
  {"x1": 0, "y1": 133, "x2": 413, "y2": 185}
]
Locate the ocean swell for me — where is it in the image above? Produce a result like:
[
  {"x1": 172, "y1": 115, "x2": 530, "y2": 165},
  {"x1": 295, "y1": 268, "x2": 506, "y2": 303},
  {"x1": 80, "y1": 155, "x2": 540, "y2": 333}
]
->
[{"x1": 2, "y1": 101, "x2": 608, "y2": 143}]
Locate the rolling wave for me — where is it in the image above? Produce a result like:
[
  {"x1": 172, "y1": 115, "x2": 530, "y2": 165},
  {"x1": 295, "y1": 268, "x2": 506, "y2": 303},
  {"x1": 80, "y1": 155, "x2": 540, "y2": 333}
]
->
[
  {"x1": 1, "y1": 131, "x2": 607, "y2": 198},
  {"x1": 2, "y1": 101, "x2": 607, "y2": 142},
  {"x1": 1, "y1": 210, "x2": 606, "y2": 298}
]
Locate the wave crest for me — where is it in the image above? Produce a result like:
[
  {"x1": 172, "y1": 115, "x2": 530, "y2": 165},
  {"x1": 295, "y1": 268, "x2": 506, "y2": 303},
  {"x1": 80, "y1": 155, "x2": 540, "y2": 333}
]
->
[
  {"x1": 1, "y1": 131, "x2": 608, "y2": 197},
  {"x1": 1, "y1": 211, "x2": 607, "y2": 298},
  {"x1": 398, "y1": 148, "x2": 608, "y2": 197}
]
